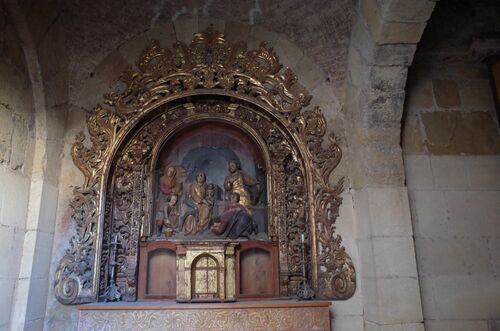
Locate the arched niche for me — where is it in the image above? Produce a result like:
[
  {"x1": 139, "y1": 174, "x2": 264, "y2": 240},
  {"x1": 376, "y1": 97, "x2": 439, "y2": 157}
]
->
[
  {"x1": 54, "y1": 29, "x2": 355, "y2": 304},
  {"x1": 151, "y1": 120, "x2": 269, "y2": 240},
  {"x1": 100, "y1": 94, "x2": 310, "y2": 301}
]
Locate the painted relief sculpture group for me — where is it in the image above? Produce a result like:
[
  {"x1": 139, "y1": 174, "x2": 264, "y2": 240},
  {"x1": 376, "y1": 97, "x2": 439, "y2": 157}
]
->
[{"x1": 155, "y1": 160, "x2": 261, "y2": 240}]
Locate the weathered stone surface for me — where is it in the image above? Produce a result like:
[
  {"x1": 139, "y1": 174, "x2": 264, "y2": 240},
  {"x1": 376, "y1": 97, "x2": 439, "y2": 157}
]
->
[
  {"x1": 377, "y1": 21, "x2": 427, "y2": 45},
  {"x1": 346, "y1": 74, "x2": 407, "y2": 187},
  {"x1": 368, "y1": 91, "x2": 407, "y2": 125},
  {"x1": 415, "y1": 237, "x2": 492, "y2": 276},
  {"x1": 355, "y1": 187, "x2": 414, "y2": 238},
  {"x1": 9, "y1": 114, "x2": 28, "y2": 171},
  {"x1": 0, "y1": 109, "x2": 13, "y2": 164},
  {"x1": 118, "y1": 22, "x2": 176, "y2": 67},
  {"x1": 492, "y1": 62, "x2": 500, "y2": 104},
  {"x1": 64, "y1": 1, "x2": 356, "y2": 104},
  {"x1": 381, "y1": 0, "x2": 436, "y2": 23},
  {"x1": 459, "y1": 79, "x2": 495, "y2": 111},
  {"x1": 350, "y1": 16, "x2": 417, "y2": 66},
  {"x1": 272, "y1": 32, "x2": 304, "y2": 70},
  {"x1": 359, "y1": 0, "x2": 382, "y2": 43},
  {"x1": 429, "y1": 156, "x2": 470, "y2": 191},
  {"x1": 332, "y1": 316, "x2": 363, "y2": 331},
  {"x1": 432, "y1": 79, "x2": 461, "y2": 108},
  {"x1": 223, "y1": 21, "x2": 251, "y2": 44},
  {"x1": 465, "y1": 156, "x2": 500, "y2": 191},
  {"x1": 2, "y1": 22, "x2": 26, "y2": 71},
  {"x1": 73, "y1": 49, "x2": 129, "y2": 110},
  {"x1": 406, "y1": 152, "x2": 500, "y2": 330},
  {"x1": 360, "y1": 0, "x2": 428, "y2": 45},
  {"x1": 405, "y1": 75, "x2": 434, "y2": 110},
  {"x1": 426, "y1": 320, "x2": 489, "y2": 331},
  {"x1": 19, "y1": 0, "x2": 62, "y2": 47},
  {"x1": 489, "y1": 320, "x2": 500, "y2": 331},
  {"x1": 402, "y1": 113, "x2": 426, "y2": 155},
  {"x1": 173, "y1": 18, "x2": 198, "y2": 44},
  {"x1": 0, "y1": 278, "x2": 16, "y2": 326},
  {"x1": 377, "y1": 277, "x2": 423, "y2": 324},
  {"x1": 446, "y1": 64, "x2": 489, "y2": 81},
  {"x1": 422, "y1": 275, "x2": 500, "y2": 319},
  {"x1": 198, "y1": 17, "x2": 225, "y2": 33},
  {"x1": 45, "y1": 107, "x2": 67, "y2": 144},
  {"x1": 309, "y1": 83, "x2": 350, "y2": 182},
  {"x1": 247, "y1": 26, "x2": 280, "y2": 59},
  {"x1": 0, "y1": 166, "x2": 30, "y2": 227},
  {"x1": 372, "y1": 43, "x2": 417, "y2": 67},
  {"x1": 403, "y1": 155, "x2": 433, "y2": 189},
  {"x1": 355, "y1": 65, "x2": 408, "y2": 93},
  {"x1": 0, "y1": 224, "x2": 24, "y2": 280},
  {"x1": 293, "y1": 55, "x2": 326, "y2": 91},
  {"x1": 45, "y1": 139, "x2": 65, "y2": 185},
  {"x1": 421, "y1": 111, "x2": 500, "y2": 155}
]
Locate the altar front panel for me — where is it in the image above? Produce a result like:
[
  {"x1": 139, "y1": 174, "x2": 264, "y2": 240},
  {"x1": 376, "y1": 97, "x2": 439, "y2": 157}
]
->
[{"x1": 78, "y1": 301, "x2": 332, "y2": 331}]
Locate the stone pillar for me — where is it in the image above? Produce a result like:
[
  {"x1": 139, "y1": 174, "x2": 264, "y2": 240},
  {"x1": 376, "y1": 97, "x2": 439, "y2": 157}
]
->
[
  {"x1": 4, "y1": 2, "x2": 68, "y2": 330},
  {"x1": 345, "y1": 0, "x2": 435, "y2": 330}
]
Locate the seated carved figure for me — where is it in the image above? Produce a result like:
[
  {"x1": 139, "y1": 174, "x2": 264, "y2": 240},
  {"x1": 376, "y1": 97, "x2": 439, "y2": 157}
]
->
[
  {"x1": 182, "y1": 171, "x2": 214, "y2": 235},
  {"x1": 212, "y1": 192, "x2": 257, "y2": 239}
]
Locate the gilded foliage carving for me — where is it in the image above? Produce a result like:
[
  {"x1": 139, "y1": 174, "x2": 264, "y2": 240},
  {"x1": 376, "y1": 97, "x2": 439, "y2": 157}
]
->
[
  {"x1": 54, "y1": 29, "x2": 355, "y2": 304},
  {"x1": 103, "y1": 29, "x2": 309, "y2": 116}
]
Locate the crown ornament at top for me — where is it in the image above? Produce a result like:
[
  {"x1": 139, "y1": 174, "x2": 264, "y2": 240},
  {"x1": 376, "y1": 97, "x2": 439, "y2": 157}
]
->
[{"x1": 104, "y1": 28, "x2": 311, "y2": 116}]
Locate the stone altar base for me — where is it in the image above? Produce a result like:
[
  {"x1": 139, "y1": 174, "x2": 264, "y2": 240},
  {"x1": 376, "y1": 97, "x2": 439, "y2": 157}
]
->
[{"x1": 78, "y1": 300, "x2": 332, "y2": 331}]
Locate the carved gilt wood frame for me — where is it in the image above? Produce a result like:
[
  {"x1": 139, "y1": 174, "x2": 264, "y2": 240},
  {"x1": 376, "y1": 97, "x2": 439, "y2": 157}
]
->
[{"x1": 54, "y1": 29, "x2": 356, "y2": 304}]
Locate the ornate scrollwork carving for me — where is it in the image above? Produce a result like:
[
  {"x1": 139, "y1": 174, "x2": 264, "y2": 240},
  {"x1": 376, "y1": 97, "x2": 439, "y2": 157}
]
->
[
  {"x1": 55, "y1": 107, "x2": 122, "y2": 304},
  {"x1": 78, "y1": 305, "x2": 331, "y2": 330},
  {"x1": 292, "y1": 106, "x2": 356, "y2": 299},
  {"x1": 54, "y1": 28, "x2": 355, "y2": 304},
  {"x1": 103, "y1": 29, "x2": 309, "y2": 115}
]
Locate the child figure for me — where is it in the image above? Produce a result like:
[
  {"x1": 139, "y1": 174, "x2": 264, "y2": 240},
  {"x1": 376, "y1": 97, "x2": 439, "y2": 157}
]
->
[{"x1": 156, "y1": 194, "x2": 179, "y2": 236}]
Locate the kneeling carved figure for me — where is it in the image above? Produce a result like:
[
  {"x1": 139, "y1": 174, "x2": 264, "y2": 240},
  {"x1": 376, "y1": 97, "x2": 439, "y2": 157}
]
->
[{"x1": 212, "y1": 192, "x2": 257, "y2": 239}]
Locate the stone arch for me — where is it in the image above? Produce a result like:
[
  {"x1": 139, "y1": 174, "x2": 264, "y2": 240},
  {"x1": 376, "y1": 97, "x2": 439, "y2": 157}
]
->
[
  {"x1": 73, "y1": 18, "x2": 343, "y2": 126},
  {"x1": 346, "y1": 0, "x2": 437, "y2": 187},
  {"x1": 343, "y1": 0, "x2": 437, "y2": 329}
]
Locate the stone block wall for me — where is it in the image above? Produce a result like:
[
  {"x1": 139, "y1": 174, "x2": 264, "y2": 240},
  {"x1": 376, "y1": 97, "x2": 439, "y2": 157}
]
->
[
  {"x1": 405, "y1": 155, "x2": 500, "y2": 330},
  {"x1": 402, "y1": 1, "x2": 500, "y2": 329},
  {"x1": 0, "y1": 4, "x2": 35, "y2": 330},
  {"x1": 0, "y1": 2, "x2": 68, "y2": 330}
]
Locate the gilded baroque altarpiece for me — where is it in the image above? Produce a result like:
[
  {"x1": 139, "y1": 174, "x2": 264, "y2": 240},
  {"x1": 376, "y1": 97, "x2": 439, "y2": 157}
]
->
[{"x1": 54, "y1": 29, "x2": 356, "y2": 304}]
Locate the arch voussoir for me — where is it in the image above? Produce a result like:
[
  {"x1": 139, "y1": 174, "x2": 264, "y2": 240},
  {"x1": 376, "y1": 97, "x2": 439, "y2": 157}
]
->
[{"x1": 345, "y1": 0, "x2": 436, "y2": 328}]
